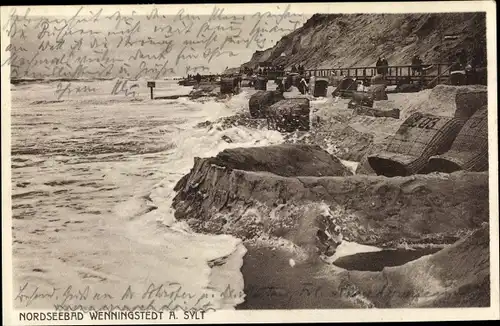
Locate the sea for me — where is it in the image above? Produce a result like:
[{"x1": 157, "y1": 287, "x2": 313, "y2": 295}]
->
[{"x1": 10, "y1": 79, "x2": 286, "y2": 311}]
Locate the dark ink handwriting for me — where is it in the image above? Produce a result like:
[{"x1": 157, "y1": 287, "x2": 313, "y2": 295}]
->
[
  {"x1": 5, "y1": 6, "x2": 307, "y2": 86},
  {"x1": 55, "y1": 82, "x2": 97, "y2": 100},
  {"x1": 110, "y1": 79, "x2": 139, "y2": 97},
  {"x1": 14, "y1": 283, "x2": 58, "y2": 307}
]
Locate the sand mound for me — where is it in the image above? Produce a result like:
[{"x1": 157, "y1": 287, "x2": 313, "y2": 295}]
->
[
  {"x1": 339, "y1": 225, "x2": 489, "y2": 307},
  {"x1": 285, "y1": 85, "x2": 488, "y2": 177},
  {"x1": 173, "y1": 143, "x2": 488, "y2": 250},
  {"x1": 210, "y1": 144, "x2": 352, "y2": 177},
  {"x1": 353, "y1": 106, "x2": 400, "y2": 119},
  {"x1": 288, "y1": 98, "x2": 403, "y2": 168},
  {"x1": 404, "y1": 84, "x2": 487, "y2": 119},
  {"x1": 373, "y1": 85, "x2": 487, "y2": 121}
]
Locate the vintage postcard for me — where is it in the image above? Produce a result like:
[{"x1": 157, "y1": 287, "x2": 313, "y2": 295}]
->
[{"x1": 1, "y1": 1, "x2": 498, "y2": 324}]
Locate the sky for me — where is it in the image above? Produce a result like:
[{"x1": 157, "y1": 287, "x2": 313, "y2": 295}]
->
[{"x1": 2, "y1": 6, "x2": 311, "y2": 79}]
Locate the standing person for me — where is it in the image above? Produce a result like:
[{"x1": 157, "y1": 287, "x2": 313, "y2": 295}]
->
[
  {"x1": 449, "y1": 53, "x2": 466, "y2": 85},
  {"x1": 381, "y1": 57, "x2": 389, "y2": 75},
  {"x1": 195, "y1": 73, "x2": 202, "y2": 87},
  {"x1": 465, "y1": 64, "x2": 475, "y2": 85},
  {"x1": 291, "y1": 65, "x2": 297, "y2": 73},
  {"x1": 309, "y1": 74, "x2": 316, "y2": 96},
  {"x1": 411, "y1": 55, "x2": 423, "y2": 75},
  {"x1": 458, "y1": 49, "x2": 468, "y2": 68},
  {"x1": 299, "y1": 76, "x2": 309, "y2": 95},
  {"x1": 376, "y1": 57, "x2": 383, "y2": 74},
  {"x1": 276, "y1": 79, "x2": 285, "y2": 94},
  {"x1": 278, "y1": 65, "x2": 284, "y2": 77}
]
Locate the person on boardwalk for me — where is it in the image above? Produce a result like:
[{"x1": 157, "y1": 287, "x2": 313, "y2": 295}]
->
[
  {"x1": 458, "y1": 49, "x2": 468, "y2": 68},
  {"x1": 411, "y1": 55, "x2": 423, "y2": 75},
  {"x1": 381, "y1": 57, "x2": 389, "y2": 75},
  {"x1": 376, "y1": 57, "x2": 383, "y2": 74},
  {"x1": 449, "y1": 52, "x2": 467, "y2": 85}
]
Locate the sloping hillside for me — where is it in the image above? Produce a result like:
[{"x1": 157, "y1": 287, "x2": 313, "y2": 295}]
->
[{"x1": 242, "y1": 13, "x2": 486, "y2": 69}]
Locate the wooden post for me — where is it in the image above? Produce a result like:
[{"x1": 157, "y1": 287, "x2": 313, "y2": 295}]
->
[{"x1": 147, "y1": 81, "x2": 156, "y2": 100}]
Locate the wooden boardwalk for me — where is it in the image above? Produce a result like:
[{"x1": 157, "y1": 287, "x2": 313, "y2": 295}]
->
[{"x1": 301, "y1": 63, "x2": 452, "y2": 87}]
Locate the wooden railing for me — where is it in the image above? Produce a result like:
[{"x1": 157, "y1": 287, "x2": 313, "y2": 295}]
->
[{"x1": 296, "y1": 63, "x2": 452, "y2": 86}]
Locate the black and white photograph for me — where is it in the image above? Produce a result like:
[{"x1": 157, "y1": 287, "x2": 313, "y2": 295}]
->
[{"x1": 1, "y1": 2, "x2": 498, "y2": 324}]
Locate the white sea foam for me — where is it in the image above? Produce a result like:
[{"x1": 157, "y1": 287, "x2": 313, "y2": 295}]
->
[
  {"x1": 115, "y1": 85, "x2": 286, "y2": 309},
  {"x1": 11, "y1": 80, "x2": 285, "y2": 310}
]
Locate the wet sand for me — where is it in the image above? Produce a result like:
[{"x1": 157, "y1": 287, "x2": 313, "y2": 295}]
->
[
  {"x1": 237, "y1": 242, "x2": 444, "y2": 309},
  {"x1": 236, "y1": 243, "x2": 356, "y2": 309}
]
